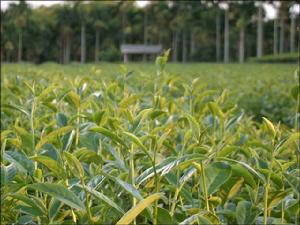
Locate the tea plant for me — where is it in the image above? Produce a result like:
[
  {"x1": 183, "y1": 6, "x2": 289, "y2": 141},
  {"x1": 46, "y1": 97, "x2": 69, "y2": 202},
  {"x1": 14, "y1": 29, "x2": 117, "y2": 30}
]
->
[{"x1": 1, "y1": 55, "x2": 299, "y2": 224}]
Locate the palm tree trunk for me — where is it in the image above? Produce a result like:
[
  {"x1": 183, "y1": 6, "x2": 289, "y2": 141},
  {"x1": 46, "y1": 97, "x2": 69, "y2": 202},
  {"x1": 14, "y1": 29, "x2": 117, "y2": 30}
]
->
[
  {"x1": 273, "y1": 18, "x2": 278, "y2": 55},
  {"x1": 122, "y1": 13, "x2": 125, "y2": 44},
  {"x1": 18, "y1": 29, "x2": 22, "y2": 62},
  {"x1": 63, "y1": 38, "x2": 66, "y2": 64},
  {"x1": 60, "y1": 38, "x2": 63, "y2": 64},
  {"x1": 143, "y1": 10, "x2": 148, "y2": 62},
  {"x1": 66, "y1": 36, "x2": 70, "y2": 64},
  {"x1": 224, "y1": 9, "x2": 229, "y2": 63},
  {"x1": 279, "y1": 17, "x2": 284, "y2": 54},
  {"x1": 239, "y1": 26, "x2": 245, "y2": 63},
  {"x1": 81, "y1": 23, "x2": 86, "y2": 64},
  {"x1": 182, "y1": 31, "x2": 187, "y2": 62},
  {"x1": 95, "y1": 29, "x2": 99, "y2": 63},
  {"x1": 216, "y1": 10, "x2": 221, "y2": 62},
  {"x1": 190, "y1": 29, "x2": 195, "y2": 61},
  {"x1": 290, "y1": 16, "x2": 296, "y2": 52},
  {"x1": 257, "y1": 4, "x2": 263, "y2": 57},
  {"x1": 172, "y1": 31, "x2": 178, "y2": 62}
]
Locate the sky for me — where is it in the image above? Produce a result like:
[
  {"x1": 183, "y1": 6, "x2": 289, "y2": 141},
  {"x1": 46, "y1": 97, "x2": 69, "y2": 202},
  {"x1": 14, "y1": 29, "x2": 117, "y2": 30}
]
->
[{"x1": 1, "y1": 0, "x2": 299, "y2": 19}]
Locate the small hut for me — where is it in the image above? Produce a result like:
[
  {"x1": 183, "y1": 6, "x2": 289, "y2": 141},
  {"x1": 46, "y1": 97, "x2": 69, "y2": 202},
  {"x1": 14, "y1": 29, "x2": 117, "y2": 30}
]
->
[{"x1": 120, "y1": 44, "x2": 162, "y2": 63}]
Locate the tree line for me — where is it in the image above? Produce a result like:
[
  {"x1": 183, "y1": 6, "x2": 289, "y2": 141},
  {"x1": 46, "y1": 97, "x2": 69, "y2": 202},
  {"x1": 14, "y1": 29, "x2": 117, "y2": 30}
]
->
[{"x1": 0, "y1": 1, "x2": 298, "y2": 64}]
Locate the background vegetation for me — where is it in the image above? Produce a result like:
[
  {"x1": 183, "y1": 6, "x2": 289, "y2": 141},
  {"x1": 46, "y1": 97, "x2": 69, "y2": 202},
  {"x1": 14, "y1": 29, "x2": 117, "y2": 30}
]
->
[
  {"x1": 1, "y1": 1, "x2": 299, "y2": 63},
  {"x1": 1, "y1": 56, "x2": 299, "y2": 224}
]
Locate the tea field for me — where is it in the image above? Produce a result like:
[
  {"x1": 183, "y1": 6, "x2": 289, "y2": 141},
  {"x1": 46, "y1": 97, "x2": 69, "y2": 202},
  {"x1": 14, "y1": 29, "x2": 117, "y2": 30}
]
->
[{"x1": 1, "y1": 57, "x2": 299, "y2": 224}]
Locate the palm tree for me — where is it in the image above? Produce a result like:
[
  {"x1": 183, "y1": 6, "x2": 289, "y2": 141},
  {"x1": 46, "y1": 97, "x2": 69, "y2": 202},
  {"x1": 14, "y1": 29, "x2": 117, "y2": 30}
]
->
[
  {"x1": 290, "y1": 5, "x2": 297, "y2": 52},
  {"x1": 278, "y1": 2, "x2": 290, "y2": 54},
  {"x1": 74, "y1": 2, "x2": 89, "y2": 64},
  {"x1": 142, "y1": 3, "x2": 151, "y2": 61},
  {"x1": 216, "y1": 6, "x2": 222, "y2": 62},
  {"x1": 55, "y1": 4, "x2": 73, "y2": 64},
  {"x1": 256, "y1": 2, "x2": 264, "y2": 57},
  {"x1": 15, "y1": 15, "x2": 26, "y2": 62},
  {"x1": 94, "y1": 20, "x2": 106, "y2": 63},
  {"x1": 233, "y1": 2, "x2": 256, "y2": 63},
  {"x1": 272, "y1": 2, "x2": 280, "y2": 55},
  {"x1": 169, "y1": 4, "x2": 181, "y2": 62},
  {"x1": 223, "y1": 4, "x2": 229, "y2": 63},
  {"x1": 13, "y1": 1, "x2": 29, "y2": 62}
]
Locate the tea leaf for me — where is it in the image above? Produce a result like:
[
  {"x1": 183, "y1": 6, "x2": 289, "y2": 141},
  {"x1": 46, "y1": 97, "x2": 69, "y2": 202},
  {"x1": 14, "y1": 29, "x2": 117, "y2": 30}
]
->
[
  {"x1": 116, "y1": 193, "x2": 164, "y2": 225},
  {"x1": 28, "y1": 183, "x2": 85, "y2": 211}
]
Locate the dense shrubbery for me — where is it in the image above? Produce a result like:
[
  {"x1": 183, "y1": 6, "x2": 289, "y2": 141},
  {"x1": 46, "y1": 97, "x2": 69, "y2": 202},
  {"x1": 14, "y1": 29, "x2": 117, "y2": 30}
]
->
[
  {"x1": 248, "y1": 53, "x2": 298, "y2": 63},
  {"x1": 1, "y1": 56, "x2": 299, "y2": 224}
]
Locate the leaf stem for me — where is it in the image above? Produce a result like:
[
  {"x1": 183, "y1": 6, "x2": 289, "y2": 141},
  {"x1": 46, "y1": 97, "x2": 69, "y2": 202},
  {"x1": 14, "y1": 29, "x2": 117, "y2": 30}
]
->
[
  {"x1": 75, "y1": 107, "x2": 80, "y2": 149},
  {"x1": 129, "y1": 144, "x2": 136, "y2": 225},
  {"x1": 80, "y1": 177, "x2": 93, "y2": 224},
  {"x1": 31, "y1": 98, "x2": 36, "y2": 168},
  {"x1": 153, "y1": 141, "x2": 159, "y2": 225},
  {"x1": 200, "y1": 161, "x2": 209, "y2": 211},
  {"x1": 264, "y1": 139, "x2": 275, "y2": 225}
]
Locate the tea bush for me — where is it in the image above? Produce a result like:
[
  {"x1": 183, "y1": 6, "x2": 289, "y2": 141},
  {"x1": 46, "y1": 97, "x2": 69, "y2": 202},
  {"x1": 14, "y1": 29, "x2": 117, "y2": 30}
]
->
[{"x1": 1, "y1": 55, "x2": 299, "y2": 224}]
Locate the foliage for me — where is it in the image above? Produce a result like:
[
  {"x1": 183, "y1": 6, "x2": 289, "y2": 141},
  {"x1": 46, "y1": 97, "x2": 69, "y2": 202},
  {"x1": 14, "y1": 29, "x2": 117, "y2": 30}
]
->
[
  {"x1": 1, "y1": 1, "x2": 298, "y2": 63},
  {"x1": 1, "y1": 55, "x2": 299, "y2": 224},
  {"x1": 248, "y1": 53, "x2": 298, "y2": 63}
]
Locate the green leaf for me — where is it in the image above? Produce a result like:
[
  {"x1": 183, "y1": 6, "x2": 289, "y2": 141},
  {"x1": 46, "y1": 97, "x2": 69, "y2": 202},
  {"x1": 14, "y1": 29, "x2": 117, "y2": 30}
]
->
[
  {"x1": 65, "y1": 91, "x2": 80, "y2": 108},
  {"x1": 32, "y1": 155, "x2": 66, "y2": 179},
  {"x1": 258, "y1": 169, "x2": 283, "y2": 189},
  {"x1": 119, "y1": 94, "x2": 140, "y2": 107},
  {"x1": 283, "y1": 172, "x2": 300, "y2": 194},
  {"x1": 227, "y1": 178, "x2": 244, "y2": 199},
  {"x1": 217, "y1": 146, "x2": 245, "y2": 158},
  {"x1": 116, "y1": 193, "x2": 164, "y2": 225},
  {"x1": 149, "y1": 110, "x2": 166, "y2": 120},
  {"x1": 204, "y1": 162, "x2": 232, "y2": 195},
  {"x1": 101, "y1": 171, "x2": 143, "y2": 201},
  {"x1": 36, "y1": 85, "x2": 55, "y2": 103},
  {"x1": 2, "y1": 103, "x2": 29, "y2": 117},
  {"x1": 79, "y1": 131, "x2": 100, "y2": 151},
  {"x1": 217, "y1": 157, "x2": 266, "y2": 184},
  {"x1": 48, "y1": 198, "x2": 63, "y2": 222},
  {"x1": 79, "y1": 184, "x2": 124, "y2": 214},
  {"x1": 56, "y1": 113, "x2": 68, "y2": 127},
  {"x1": 4, "y1": 151, "x2": 34, "y2": 175},
  {"x1": 10, "y1": 194, "x2": 47, "y2": 217},
  {"x1": 208, "y1": 102, "x2": 224, "y2": 119},
  {"x1": 89, "y1": 126, "x2": 125, "y2": 147},
  {"x1": 291, "y1": 85, "x2": 299, "y2": 100},
  {"x1": 231, "y1": 164, "x2": 256, "y2": 188},
  {"x1": 268, "y1": 189, "x2": 291, "y2": 209},
  {"x1": 63, "y1": 152, "x2": 84, "y2": 178},
  {"x1": 136, "y1": 154, "x2": 207, "y2": 185},
  {"x1": 179, "y1": 210, "x2": 219, "y2": 225},
  {"x1": 276, "y1": 132, "x2": 299, "y2": 155},
  {"x1": 185, "y1": 114, "x2": 201, "y2": 138},
  {"x1": 262, "y1": 117, "x2": 276, "y2": 137},
  {"x1": 236, "y1": 201, "x2": 258, "y2": 225},
  {"x1": 14, "y1": 126, "x2": 34, "y2": 153},
  {"x1": 28, "y1": 183, "x2": 85, "y2": 211},
  {"x1": 35, "y1": 126, "x2": 73, "y2": 150},
  {"x1": 123, "y1": 131, "x2": 147, "y2": 151},
  {"x1": 157, "y1": 207, "x2": 174, "y2": 224},
  {"x1": 73, "y1": 148, "x2": 102, "y2": 164},
  {"x1": 1, "y1": 163, "x2": 17, "y2": 185}
]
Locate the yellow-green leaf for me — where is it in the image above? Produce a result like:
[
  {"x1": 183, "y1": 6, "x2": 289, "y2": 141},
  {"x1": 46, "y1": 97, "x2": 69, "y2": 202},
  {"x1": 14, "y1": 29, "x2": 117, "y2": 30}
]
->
[
  {"x1": 262, "y1": 117, "x2": 276, "y2": 137},
  {"x1": 35, "y1": 126, "x2": 73, "y2": 150},
  {"x1": 116, "y1": 193, "x2": 164, "y2": 225}
]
